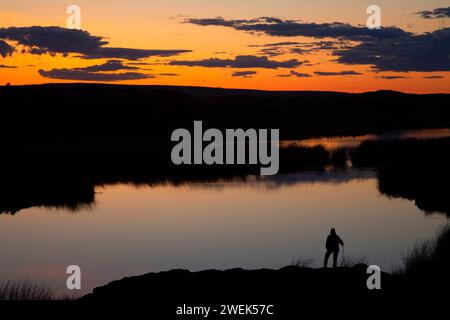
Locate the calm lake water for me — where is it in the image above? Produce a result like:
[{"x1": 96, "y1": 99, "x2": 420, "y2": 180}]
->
[{"x1": 1, "y1": 128, "x2": 449, "y2": 296}]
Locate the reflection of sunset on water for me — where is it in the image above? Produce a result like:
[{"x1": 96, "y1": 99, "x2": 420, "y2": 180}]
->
[
  {"x1": 0, "y1": 171, "x2": 446, "y2": 296},
  {"x1": 281, "y1": 128, "x2": 450, "y2": 151}
]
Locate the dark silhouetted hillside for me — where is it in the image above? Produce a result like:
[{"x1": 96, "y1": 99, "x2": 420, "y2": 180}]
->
[{"x1": 1, "y1": 84, "x2": 449, "y2": 146}]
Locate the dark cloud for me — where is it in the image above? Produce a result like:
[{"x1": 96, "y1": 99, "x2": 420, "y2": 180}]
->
[
  {"x1": 0, "y1": 26, "x2": 191, "y2": 60},
  {"x1": 260, "y1": 46, "x2": 306, "y2": 57},
  {"x1": 76, "y1": 48, "x2": 191, "y2": 60},
  {"x1": 0, "y1": 64, "x2": 17, "y2": 68},
  {"x1": 249, "y1": 40, "x2": 349, "y2": 57},
  {"x1": 259, "y1": 40, "x2": 351, "y2": 56},
  {"x1": 0, "y1": 39, "x2": 15, "y2": 57},
  {"x1": 126, "y1": 62, "x2": 154, "y2": 66},
  {"x1": 376, "y1": 75, "x2": 409, "y2": 79},
  {"x1": 232, "y1": 70, "x2": 257, "y2": 77},
  {"x1": 289, "y1": 48, "x2": 306, "y2": 54},
  {"x1": 334, "y1": 27, "x2": 450, "y2": 72},
  {"x1": 310, "y1": 40, "x2": 351, "y2": 51},
  {"x1": 38, "y1": 68, "x2": 152, "y2": 81},
  {"x1": 158, "y1": 73, "x2": 179, "y2": 76},
  {"x1": 38, "y1": 59, "x2": 156, "y2": 81},
  {"x1": 0, "y1": 26, "x2": 105, "y2": 54},
  {"x1": 249, "y1": 41, "x2": 301, "y2": 47},
  {"x1": 169, "y1": 55, "x2": 301, "y2": 69},
  {"x1": 276, "y1": 70, "x2": 311, "y2": 77},
  {"x1": 416, "y1": 7, "x2": 450, "y2": 19},
  {"x1": 423, "y1": 75, "x2": 444, "y2": 79},
  {"x1": 185, "y1": 17, "x2": 410, "y2": 40},
  {"x1": 314, "y1": 70, "x2": 362, "y2": 76},
  {"x1": 81, "y1": 60, "x2": 138, "y2": 72}
]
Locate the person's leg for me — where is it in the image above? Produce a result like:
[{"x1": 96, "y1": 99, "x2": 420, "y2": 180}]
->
[
  {"x1": 332, "y1": 250, "x2": 339, "y2": 268},
  {"x1": 324, "y1": 250, "x2": 331, "y2": 268}
]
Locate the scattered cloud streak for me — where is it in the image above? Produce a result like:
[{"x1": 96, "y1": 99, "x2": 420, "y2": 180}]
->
[
  {"x1": 38, "y1": 60, "x2": 155, "y2": 81},
  {"x1": 38, "y1": 68, "x2": 153, "y2": 81},
  {"x1": 314, "y1": 70, "x2": 362, "y2": 76},
  {"x1": 169, "y1": 55, "x2": 301, "y2": 69},
  {"x1": 416, "y1": 7, "x2": 450, "y2": 19},
  {"x1": 232, "y1": 70, "x2": 257, "y2": 77},
  {"x1": 249, "y1": 40, "x2": 350, "y2": 56},
  {"x1": 81, "y1": 60, "x2": 139, "y2": 72},
  {"x1": 376, "y1": 75, "x2": 409, "y2": 79},
  {"x1": 276, "y1": 70, "x2": 311, "y2": 77}
]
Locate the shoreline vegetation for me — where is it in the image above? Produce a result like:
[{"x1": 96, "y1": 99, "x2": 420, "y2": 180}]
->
[{"x1": 0, "y1": 280, "x2": 54, "y2": 300}]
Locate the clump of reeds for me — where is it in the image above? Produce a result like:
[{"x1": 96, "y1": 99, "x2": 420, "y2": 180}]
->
[
  {"x1": 401, "y1": 224, "x2": 450, "y2": 275},
  {"x1": 0, "y1": 279, "x2": 54, "y2": 300}
]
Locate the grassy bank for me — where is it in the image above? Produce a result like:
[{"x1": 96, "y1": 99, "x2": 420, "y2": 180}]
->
[{"x1": 0, "y1": 280, "x2": 54, "y2": 300}]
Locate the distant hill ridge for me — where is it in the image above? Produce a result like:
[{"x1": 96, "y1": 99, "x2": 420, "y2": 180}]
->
[{"x1": 2, "y1": 82, "x2": 446, "y2": 98}]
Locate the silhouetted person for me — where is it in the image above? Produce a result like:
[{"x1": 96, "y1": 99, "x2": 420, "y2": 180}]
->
[{"x1": 324, "y1": 228, "x2": 344, "y2": 268}]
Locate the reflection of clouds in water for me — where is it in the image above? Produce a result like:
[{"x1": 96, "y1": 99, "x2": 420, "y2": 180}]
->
[{"x1": 189, "y1": 169, "x2": 377, "y2": 190}]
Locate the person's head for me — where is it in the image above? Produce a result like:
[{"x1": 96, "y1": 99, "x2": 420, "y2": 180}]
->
[{"x1": 330, "y1": 228, "x2": 336, "y2": 235}]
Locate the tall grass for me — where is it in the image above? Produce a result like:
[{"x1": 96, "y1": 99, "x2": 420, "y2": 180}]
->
[
  {"x1": 0, "y1": 279, "x2": 54, "y2": 300},
  {"x1": 402, "y1": 224, "x2": 450, "y2": 275},
  {"x1": 290, "y1": 255, "x2": 368, "y2": 268}
]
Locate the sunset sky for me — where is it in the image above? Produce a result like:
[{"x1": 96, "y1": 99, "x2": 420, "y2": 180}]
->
[{"x1": 0, "y1": 0, "x2": 449, "y2": 92}]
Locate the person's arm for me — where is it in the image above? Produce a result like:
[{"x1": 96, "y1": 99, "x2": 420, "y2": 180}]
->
[{"x1": 338, "y1": 236, "x2": 344, "y2": 246}]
